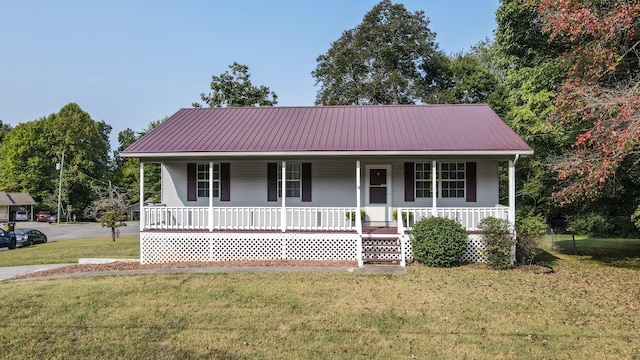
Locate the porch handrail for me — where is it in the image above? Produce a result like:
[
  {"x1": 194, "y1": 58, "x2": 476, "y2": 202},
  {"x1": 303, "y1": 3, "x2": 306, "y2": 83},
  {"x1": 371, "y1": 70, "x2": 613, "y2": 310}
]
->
[
  {"x1": 143, "y1": 206, "x2": 358, "y2": 232},
  {"x1": 399, "y1": 206, "x2": 510, "y2": 231}
]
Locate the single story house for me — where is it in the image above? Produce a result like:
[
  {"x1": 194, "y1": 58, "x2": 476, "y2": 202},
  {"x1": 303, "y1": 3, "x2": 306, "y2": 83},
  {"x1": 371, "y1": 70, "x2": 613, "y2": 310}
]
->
[
  {"x1": 122, "y1": 104, "x2": 533, "y2": 266},
  {"x1": 0, "y1": 192, "x2": 36, "y2": 222}
]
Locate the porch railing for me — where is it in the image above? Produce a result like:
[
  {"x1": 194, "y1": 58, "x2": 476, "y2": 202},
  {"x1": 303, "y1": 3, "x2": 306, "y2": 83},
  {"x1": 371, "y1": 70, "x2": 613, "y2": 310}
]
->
[
  {"x1": 398, "y1": 206, "x2": 510, "y2": 232},
  {"x1": 143, "y1": 206, "x2": 357, "y2": 231},
  {"x1": 144, "y1": 206, "x2": 508, "y2": 232}
]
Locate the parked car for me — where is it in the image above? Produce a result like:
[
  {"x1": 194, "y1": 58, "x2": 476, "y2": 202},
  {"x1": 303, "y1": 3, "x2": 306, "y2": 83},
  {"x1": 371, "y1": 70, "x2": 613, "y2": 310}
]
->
[
  {"x1": 0, "y1": 228, "x2": 17, "y2": 249},
  {"x1": 14, "y1": 211, "x2": 28, "y2": 221},
  {"x1": 13, "y1": 229, "x2": 47, "y2": 246},
  {"x1": 37, "y1": 211, "x2": 51, "y2": 222},
  {"x1": 47, "y1": 213, "x2": 68, "y2": 224}
]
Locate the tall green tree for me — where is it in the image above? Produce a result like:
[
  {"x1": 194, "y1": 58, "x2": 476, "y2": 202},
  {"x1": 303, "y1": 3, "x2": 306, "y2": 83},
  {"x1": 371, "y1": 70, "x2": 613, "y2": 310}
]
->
[
  {"x1": 492, "y1": 0, "x2": 570, "y2": 221},
  {"x1": 193, "y1": 62, "x2": 278, "y2": 107},
  {"x1": 0, "y1": 103, "x2": 111, "y2": 214},
  {"x1": 0, "y1": 120, "x2": 11, "y2": 145},
  {"x1": 112, "y1": 119, "x2": 164, "y2": 203},
  {"x1": 312, "y1": 0, "x2": 449, "y2": 105}
]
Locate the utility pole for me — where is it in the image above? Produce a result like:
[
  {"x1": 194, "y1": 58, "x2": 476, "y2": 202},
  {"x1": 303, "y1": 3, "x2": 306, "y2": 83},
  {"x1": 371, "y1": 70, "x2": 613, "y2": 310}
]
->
[{"x1": 56, "y1": 151, "x2": 64, "y2": 225}]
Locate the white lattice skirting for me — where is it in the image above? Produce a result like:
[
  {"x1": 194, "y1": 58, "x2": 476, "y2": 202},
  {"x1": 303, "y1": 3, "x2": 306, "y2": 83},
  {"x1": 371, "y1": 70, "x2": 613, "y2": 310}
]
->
[
  {"x1": 141, "y1": 232, "x2": 489, "y2": 265},
  {"x1": 141, "y1": 232, "x2": 360, "y2": 264}
]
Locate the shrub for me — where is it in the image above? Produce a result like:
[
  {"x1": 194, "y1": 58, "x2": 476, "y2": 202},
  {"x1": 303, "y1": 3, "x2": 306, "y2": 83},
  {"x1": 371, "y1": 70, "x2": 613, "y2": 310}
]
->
[
  {"x1": 478, "y1": 217, "x2": 515, "y2": 270},
  {"x1": 515, "y1": 214, "x2": 546, "y2": 265},
  {"x1": 411, "y1": 216, "x2": 467, "y2": 267},
  {"x1": 345, "y1": 210, "x2": 366, "y2": 222},
  {"x1": 567, "y1": 213, "x2": 612, "y2": 236}
]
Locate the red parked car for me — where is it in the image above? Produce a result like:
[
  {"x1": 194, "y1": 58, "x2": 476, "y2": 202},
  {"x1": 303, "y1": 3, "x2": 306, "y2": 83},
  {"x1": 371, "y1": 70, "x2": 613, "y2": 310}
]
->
[{"x1": 36, "y1": 211, "x2": 51, "y2": 222}]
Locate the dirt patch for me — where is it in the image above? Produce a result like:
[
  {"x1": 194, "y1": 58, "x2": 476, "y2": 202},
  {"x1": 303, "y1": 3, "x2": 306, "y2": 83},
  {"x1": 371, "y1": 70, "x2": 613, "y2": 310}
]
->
[{"x1": 12, "y1": 260, "x2": 358, "y2": 280}]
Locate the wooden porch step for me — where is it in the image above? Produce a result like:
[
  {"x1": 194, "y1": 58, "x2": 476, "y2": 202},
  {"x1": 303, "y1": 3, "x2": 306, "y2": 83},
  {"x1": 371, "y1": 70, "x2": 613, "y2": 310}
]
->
[
  {"x1": 363, "y1": 258, "x2": 402, "y2": 264},
  {"x1": 363, "y1": 251, "x2": 401, "y2": 256}
]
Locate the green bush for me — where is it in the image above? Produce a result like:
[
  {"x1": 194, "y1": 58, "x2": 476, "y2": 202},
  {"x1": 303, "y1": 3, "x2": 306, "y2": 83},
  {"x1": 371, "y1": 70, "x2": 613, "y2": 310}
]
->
[
  {"x1": 515, "y1": 214, "x2": 546, "y2": 265},
  {"x1": 568, "y1": 213, "x2": 612, "y2": 236},
  {"x1": 345, "y1": 210, "x2": 366, "y2": 222},
  {"x1": 478, "y1": 217, "x2": 515, "y2": 270},
  {"x1": 411, "y1": 216, "x2": 467, "y2": 267}
]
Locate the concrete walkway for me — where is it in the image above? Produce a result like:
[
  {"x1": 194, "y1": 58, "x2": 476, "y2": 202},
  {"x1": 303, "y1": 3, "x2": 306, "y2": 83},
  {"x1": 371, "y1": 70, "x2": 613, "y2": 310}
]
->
[
  {"x1": 0, "y1": 264, "x2": 75, "y2": 281},
  {"x1": 0, "y1": 263, "x2": 406, "y2": 282}
]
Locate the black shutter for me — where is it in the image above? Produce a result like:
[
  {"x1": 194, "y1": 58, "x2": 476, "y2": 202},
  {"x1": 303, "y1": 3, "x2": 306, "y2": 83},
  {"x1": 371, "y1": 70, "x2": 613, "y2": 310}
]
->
[
  {"x1": 404, "y1": 162, "x2": 415, "y2": 202},
  {"x1": 220, "y1": 163, "x2": 230, "y2": 201},
  {"x1": 187, "y1": 163, "x2": 197, "y2": 201},
  {"x1": 267, "y1": 162, "x2": 278, "y2": 202},
  {"x1": 466, "y1": 162, "x2": 477, "y2": 203},
  {"x1": 302, "y1": 163, "x2": 312, "y2": 202}
]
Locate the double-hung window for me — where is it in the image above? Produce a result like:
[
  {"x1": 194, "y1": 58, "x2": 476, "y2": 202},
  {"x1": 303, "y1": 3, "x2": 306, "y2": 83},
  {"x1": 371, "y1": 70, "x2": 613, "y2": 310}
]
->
[
  {"x1": 277, "y1": 163, "x2": 301, "y2": 198},
  {"x1": 440, "y1": 162, "x2": 465, "y2": 198},
  {"x1": 196, "y1": 163, "x2": 220, "y2": 198},
  {"x1": 415, "y1": 162, "x2": 433, "y2": 198},
  {"x1": 414, "y1": 162, "x2": 465, "y2": 198}
]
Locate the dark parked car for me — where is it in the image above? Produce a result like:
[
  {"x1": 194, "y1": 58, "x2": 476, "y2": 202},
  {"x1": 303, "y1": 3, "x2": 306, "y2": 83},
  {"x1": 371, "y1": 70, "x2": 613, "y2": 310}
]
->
[
  {"x1": 13, "y1": 229, "x2": 47, "y2": 246},
  {"x1": 37, "y1": 211, "x2": 51, "y2": 222},
  {"x1": 0, "y1": 228, "x2": 17, "y2": 249}
]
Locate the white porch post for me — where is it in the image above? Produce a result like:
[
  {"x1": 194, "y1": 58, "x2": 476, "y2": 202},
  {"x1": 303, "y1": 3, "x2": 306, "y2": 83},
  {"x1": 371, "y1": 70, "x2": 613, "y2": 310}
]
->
[
  {"x1": 431, "y1": 160, "x2": 437, "y2": 217},
  {"x1": 281, "y1": 161, "x2": 286, "y2": 232},
  {"x1": 356, "y1": 160, "x2": 363, "y2": 267},
  {"x1": 139, "y1": 162, "x2": 145, "y2": 231},
  {"x1": 208, "y1": 161, "x2": 214, "y2": 232},
  {"x1": 508, "y1": 158, "x2": 517, "y2": 228},
  {"x1": 355, "y1": 160, "x2": 362, "y2": 235},
  {"x1": 509, "y1": 156, "x2": 519, "y2": 264}
]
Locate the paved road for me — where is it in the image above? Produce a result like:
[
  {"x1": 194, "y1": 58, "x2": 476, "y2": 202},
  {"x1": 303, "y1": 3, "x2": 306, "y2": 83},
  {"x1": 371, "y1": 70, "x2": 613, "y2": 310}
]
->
[
  {"x1": 7, "y1": 221, "x2": 141, "y2": 242},
  {"x1": 0, "y1": 221, "x2": 140, "y2": 280}
]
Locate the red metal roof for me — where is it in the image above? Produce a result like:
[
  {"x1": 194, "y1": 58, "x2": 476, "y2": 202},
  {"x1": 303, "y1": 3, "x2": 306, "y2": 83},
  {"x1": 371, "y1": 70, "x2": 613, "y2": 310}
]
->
[{"x1": 122, "y1": 105, "x2": 532, "y2": 156}]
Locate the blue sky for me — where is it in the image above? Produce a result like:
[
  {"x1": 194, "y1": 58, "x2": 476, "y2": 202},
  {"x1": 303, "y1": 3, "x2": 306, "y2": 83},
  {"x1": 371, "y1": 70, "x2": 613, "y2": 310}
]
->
[{"x1": 0, "y1": 0, "x2": 500, "y2": 150}]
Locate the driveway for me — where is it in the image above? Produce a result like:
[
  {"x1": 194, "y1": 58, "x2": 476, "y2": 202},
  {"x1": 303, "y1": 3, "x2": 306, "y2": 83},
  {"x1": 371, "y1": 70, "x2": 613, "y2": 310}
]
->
[{"x1": 7, "y1": 221, "x2": 140, "y2": 242}]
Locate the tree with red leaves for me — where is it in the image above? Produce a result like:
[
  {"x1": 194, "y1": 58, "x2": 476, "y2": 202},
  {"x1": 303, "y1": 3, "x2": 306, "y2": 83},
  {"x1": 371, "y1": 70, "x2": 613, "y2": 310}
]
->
[{"x1": 536, "y1": 0, "x2": 640, "y2": 204}]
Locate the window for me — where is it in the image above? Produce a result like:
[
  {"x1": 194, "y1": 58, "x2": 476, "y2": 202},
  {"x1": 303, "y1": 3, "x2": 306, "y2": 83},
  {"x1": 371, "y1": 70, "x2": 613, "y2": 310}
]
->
[
  {"x1": 277, "y1": 163, "x2": 301, "y2": 198},
  {"x1": 440, "y1": 162, "x2": 465, "y2": 198},
  {"x1": 413, "y1": 162, "x2": 465, "y2": 198},
  {"x1": 196, "y1": 163, "x2": 220, "y2": 198},
  {"x1": 415, "y1": 162, "x2": 433, "y2": 198}
]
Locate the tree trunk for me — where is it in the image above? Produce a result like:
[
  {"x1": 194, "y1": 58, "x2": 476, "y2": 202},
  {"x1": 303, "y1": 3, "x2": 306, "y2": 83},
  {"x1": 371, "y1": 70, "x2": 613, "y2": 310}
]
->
[{"x1": 111, "y1": 226, "x2": 116, "y2": 242}]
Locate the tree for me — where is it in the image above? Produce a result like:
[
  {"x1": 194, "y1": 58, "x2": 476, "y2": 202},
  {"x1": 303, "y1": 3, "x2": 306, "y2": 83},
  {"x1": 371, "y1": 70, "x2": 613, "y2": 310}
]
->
[
  {"x1": 534, "y1": 0, "x2": 640, "y2": 205},
  {"x1": 312, "y1": 0, "x2": 448, "y2": 105},
  {"x1": 0, "y1": 103, "x2": 111, "y2": 214},
  {"x1": 84, "y1": 181, "x2": 128, "y2": 242},
  {"x1": 0, "y1": 120, "x2": 11, "y2": 145},
  {"x1": 112, "y1": 119, "x2": 164, "y2": 203},
  {"x1": 193, "y1": 62, "x2": 277, "y2": 107},
  {"x1": 431, "y1": 41, "x2": 507, "y2": 108}
]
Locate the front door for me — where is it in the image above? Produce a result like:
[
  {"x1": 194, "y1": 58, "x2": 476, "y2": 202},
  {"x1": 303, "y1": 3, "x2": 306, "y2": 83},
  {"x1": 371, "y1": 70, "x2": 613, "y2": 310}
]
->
[{"x1": 364, "y1": 165, "x2": 392, "y2": 226}]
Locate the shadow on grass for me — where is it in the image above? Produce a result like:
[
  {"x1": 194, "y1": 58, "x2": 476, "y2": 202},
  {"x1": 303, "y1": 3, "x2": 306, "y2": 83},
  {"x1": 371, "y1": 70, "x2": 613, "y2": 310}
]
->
[
  {"x1": 532, "y1": 248, "x2": 561, "y2": 269},
  {"x1": 549, "y1": 237, "x2": 640, "y2": 270}
]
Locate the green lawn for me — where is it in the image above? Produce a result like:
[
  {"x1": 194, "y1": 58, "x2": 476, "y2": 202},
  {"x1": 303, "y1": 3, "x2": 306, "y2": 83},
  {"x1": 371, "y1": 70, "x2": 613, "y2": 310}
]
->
[
  {"x1": 0, "y1": 235, "x2": 638, "y2": 359},
  {"x1": 0, "y1": 236, "x2": 139, "y2": 266}
]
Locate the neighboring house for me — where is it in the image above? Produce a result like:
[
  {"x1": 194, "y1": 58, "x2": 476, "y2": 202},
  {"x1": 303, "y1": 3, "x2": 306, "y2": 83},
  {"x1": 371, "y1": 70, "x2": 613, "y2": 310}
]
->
[
  {"x1": 122, "y1": 104, "x2": 533, "y2": 266},
  {"x1": 0, "y1": 192, "x2": 36, "y2": 222}
]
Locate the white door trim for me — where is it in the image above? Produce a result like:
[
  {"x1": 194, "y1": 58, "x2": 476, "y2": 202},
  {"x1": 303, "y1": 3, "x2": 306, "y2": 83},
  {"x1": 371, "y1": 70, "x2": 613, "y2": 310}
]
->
[{"x1": 364, "y1": 165, "x2": 392, "y2": 226}]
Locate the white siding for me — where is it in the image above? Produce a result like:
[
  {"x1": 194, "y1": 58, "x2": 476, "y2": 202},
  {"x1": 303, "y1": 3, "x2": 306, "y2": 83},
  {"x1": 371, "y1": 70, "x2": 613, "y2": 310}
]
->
[
  {"x1": 162, "y1": 159, "x2": 357, "y2": 207},
  {"x1": 159, "y1": 158, "x2": 502, "y2": 208}
]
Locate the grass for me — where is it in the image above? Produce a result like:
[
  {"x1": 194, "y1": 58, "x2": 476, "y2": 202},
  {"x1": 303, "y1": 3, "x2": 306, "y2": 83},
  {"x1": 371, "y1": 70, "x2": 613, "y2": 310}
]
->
[
  {"x1": 0, "y1": 235, "x2": 638, "y2": 359},
  {"x1": 0, "y1": 236, "x2": 139, "y2": 266}
]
